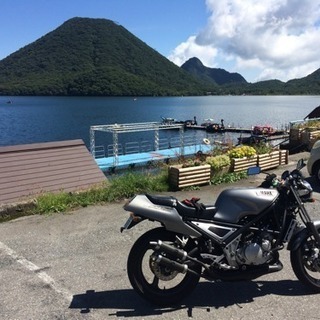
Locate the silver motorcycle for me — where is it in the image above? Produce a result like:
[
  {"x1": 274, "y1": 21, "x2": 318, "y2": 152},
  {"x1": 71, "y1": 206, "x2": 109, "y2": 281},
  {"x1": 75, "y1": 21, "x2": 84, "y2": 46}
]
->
[{"x1": 121, "y1": 159, "x2": 320, "y2": 305}]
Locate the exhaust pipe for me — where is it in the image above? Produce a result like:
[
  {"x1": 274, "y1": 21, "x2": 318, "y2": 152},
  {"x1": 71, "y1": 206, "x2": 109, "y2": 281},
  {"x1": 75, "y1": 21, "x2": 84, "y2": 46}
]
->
[
  {"x1": 150, "y1": 240, "x2": 187, "y2": 261},
  {"x1": 155, "y1": 255, "x2": 188, "y2": 274},
  {"x1": 150, "y1": 240, "x2": 201, "y2": 277}
]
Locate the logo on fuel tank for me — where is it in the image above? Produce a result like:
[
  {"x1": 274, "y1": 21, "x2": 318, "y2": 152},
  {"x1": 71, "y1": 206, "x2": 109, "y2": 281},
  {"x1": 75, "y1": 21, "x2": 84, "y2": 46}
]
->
[{"x1": 256, "y1": 190, "x2": 277, "y2": 197}]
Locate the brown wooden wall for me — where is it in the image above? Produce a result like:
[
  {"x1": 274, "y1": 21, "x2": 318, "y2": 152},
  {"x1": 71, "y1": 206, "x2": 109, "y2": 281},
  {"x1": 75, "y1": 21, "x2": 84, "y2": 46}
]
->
[{"x1": 0, "y1": 140, "x2": 107, "y2": 205}]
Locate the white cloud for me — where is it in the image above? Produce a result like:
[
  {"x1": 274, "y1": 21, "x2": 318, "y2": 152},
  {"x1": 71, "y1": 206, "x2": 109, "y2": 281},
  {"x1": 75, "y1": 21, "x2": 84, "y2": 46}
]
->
[
  {"x1": 168, "y1": 0, "x2": 320, "y2": 82},
  {"x1": 168, "y1": 35, "x2": 218, "y2": 68}
]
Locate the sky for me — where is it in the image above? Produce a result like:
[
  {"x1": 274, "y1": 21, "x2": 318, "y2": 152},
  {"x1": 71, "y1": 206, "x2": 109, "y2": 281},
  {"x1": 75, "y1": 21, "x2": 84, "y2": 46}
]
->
[{"x1": 1, "y1": 0, "x2": 320, "y2": 83}]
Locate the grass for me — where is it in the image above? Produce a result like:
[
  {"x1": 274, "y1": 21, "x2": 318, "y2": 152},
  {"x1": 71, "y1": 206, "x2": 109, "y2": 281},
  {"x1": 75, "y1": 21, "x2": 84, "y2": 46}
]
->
[
  {"x1": 210, "y1": 171, "x2": 248, "y2": 185},
  {"x1": 31, "y1": 169, "x2": 170, "y2": 215}
]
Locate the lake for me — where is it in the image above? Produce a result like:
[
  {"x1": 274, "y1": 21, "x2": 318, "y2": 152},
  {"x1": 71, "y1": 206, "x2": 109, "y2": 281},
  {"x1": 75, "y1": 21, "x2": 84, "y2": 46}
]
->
[{"x1": 0, "y1": 95, "x2": 319, "y2": 150}]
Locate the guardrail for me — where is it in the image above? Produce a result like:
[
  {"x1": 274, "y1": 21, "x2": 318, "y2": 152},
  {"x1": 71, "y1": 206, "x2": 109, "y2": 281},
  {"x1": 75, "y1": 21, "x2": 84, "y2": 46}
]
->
[{"x1": 94, "y1": 136, "x2": 202, "y2": 158}]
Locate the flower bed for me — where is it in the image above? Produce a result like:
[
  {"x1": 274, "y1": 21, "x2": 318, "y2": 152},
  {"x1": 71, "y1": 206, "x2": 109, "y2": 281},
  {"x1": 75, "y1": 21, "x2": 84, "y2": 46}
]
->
[
  {"x1": 232, "y1": 150, "x2": 288, "y2": 172},
  {"x1": 168, "y1": 164, "x2": 211, "y2": 190},
  {"x1": 168, "y1": 148, "x2": 289, "y2": 189},
  {"x1": 231, "y1": 155, "x2": 258, "y2": 172}
]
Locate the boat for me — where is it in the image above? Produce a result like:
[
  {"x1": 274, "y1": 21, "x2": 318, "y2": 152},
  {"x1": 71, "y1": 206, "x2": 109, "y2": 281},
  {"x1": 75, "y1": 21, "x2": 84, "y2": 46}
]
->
[
  {"x1": 162, "y1": 116, "x2": 199, "y2": 128},
  {"x1": 252, "y1": 125, "x2": 274, "y2": 136},
  {"x1": 238, "y1": 134, "x2": 267, "y2": 145},
  {"x1": 203, "y1": 119, "x2": 225, "y2": 133},
  {"x1": 201, "y1": 118, "x2": 215, "y2": 127},
  {"x1": 184, "y1": 116, "x2": 198, "y2": 126},
  {"x1": 161, "y1": 117, "x2": 177, "y2": 125}
]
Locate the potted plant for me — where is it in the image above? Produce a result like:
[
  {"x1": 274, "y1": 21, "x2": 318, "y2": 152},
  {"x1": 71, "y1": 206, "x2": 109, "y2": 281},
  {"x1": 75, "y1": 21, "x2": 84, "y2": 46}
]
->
[
  {"x1": 205, "y1": 154, "x2": 231, "y2": 177},
  {"x1": 168, "y1": 158, "x2": 211, "y2": 189},
  {"x1": 228, "y1": 145, "x2": 258, "y2": 172}
]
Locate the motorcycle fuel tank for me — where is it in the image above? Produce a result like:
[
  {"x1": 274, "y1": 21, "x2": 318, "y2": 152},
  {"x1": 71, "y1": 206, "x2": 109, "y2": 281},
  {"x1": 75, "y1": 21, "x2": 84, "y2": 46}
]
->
[{"x1": 213, "y1": 188, "x2": 279, "y2": 223}]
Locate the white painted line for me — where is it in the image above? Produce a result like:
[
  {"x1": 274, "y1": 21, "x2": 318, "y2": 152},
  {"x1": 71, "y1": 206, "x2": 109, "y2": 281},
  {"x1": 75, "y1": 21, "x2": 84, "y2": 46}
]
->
[{"x1": 0, "y1": 241, "x2": 73, "y2": 302}]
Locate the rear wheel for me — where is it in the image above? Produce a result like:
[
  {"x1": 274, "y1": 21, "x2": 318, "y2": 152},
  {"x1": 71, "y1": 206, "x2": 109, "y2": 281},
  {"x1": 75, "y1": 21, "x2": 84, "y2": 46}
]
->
[
  {"x1": 290, "y1": 233, "x2": 320, "y2": 292},
  {"x1": 127, "y1": 227, "x2": 201, "y2": 306}
]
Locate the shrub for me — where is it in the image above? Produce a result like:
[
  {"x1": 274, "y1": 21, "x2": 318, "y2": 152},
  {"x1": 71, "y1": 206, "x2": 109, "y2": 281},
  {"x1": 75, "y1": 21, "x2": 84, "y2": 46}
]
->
[
  {"x1": 206, "y1": 154, "x2": 231, "y2": 170},
  {"x1": 228, "y1": 145, "x2": 257, "y2": 159},
  {"x1": 251, "y1": 142, "x2": 274, "y2": 155},
  {"x1": 211, "y1": 171, "x2": 248, "y2": 185},
  {"x1": 181, "y1": 159, "x2": 202, "y2": 168}
]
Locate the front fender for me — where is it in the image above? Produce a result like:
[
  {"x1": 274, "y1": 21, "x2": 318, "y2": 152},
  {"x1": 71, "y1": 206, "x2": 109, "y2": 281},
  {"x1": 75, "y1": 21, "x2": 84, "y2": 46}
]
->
[{"x1": 287, "y1": 220, "x2": 320, "y2": 251}]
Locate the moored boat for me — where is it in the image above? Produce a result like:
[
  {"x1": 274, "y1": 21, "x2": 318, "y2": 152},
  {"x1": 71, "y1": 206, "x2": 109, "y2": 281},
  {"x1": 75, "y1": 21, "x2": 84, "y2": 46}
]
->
[
  {"x1": 252, "y1": 125, "x2": 274, "y2": 136},
  {"x1": 204, "y1": 119, "x2": 225, "y2": 133}
]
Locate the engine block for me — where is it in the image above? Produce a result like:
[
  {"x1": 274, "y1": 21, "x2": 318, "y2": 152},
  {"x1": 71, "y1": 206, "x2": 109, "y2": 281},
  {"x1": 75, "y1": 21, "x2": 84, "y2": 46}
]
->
[{"x1": 237, "y1": 239, "x2": 272, "y2": 265}]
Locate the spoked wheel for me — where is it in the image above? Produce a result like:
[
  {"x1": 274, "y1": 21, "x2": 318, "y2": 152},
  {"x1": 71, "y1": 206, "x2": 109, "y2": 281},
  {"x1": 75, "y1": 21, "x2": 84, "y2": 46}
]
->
[
  {"x1": 127, "y1": 227, "x2": 201, "y2": 306},
  {"x1": 291, "y1": 233, "x2": 320, "y2": 292}
]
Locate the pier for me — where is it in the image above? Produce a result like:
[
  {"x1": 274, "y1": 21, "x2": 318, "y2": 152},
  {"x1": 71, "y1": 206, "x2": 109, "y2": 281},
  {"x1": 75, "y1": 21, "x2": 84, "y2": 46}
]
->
[
  {"x1": 95, "y1": 143, "x2": 212, "y2": 171},
  {"x1": 90, "y1": 121, "x2": 289, "y2": 172},
  {"x1": 90, "y1": 122, "x2": 214, "y2": 171},
  {"x1": 185, "y1": 124, "x2": 288, "y2": 135}
]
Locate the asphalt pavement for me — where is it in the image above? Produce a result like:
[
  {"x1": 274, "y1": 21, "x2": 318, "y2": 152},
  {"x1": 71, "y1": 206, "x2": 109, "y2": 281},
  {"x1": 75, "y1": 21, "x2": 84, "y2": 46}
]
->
[{"x1": 1, "y1": 151, "x2": 320, "y2": 320}]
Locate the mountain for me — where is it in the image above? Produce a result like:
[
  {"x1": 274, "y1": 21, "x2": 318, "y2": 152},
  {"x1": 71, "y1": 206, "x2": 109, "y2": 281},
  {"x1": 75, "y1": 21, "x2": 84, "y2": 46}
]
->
[
  {"x1": 181, "y1": 57, "x2": 320, "y2": 95},
  {"x1": 284, "y1": 69, "x2": 320, "y2": 94},
  {"x1": 0, "y1": 17, "x2": 212, "y2": 96},
  {"x1": 0, "y1": 17, "x2": 319, "y2": 96},
  {"x1": 181, "y1": 57, "x2": 247, "y2": 85}
]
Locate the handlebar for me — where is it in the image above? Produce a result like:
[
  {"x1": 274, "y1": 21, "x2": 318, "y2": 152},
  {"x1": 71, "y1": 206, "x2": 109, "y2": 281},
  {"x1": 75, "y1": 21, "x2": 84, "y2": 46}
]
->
[{"x1": 257, "y1": 158, "x2": 306, "y2": 190}]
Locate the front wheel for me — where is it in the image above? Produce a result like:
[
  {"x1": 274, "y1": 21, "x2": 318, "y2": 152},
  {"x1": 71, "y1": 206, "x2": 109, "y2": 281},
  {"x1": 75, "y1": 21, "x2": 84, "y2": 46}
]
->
[
  {"x1": 290, "y1": 233, "x2": 320, "y2": 292},
  {"x1": 313, "y1": 162, "x2": 320, "y2": 184},
  {"x1": 127, "y1": 227, "x2": 201, "y2": 306}
]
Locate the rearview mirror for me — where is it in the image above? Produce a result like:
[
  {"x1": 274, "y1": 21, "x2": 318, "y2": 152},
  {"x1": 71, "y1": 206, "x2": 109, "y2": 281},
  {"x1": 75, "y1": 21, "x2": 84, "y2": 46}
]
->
[{"x1": 296, "y1": 159, "x2": 306, "y2": 170}]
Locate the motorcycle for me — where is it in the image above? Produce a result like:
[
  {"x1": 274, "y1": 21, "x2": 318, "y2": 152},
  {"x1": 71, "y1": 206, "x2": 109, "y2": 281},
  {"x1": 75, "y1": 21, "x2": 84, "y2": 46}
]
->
[{"x1": 121, "y1": 159, "x2": 320, "y2": 306}]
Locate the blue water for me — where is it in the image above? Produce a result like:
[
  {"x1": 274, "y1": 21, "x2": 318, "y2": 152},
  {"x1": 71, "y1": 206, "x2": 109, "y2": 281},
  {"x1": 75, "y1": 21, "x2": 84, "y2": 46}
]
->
[{"x1": 0, "y1": 96, "x2": 319, "y2": 149}]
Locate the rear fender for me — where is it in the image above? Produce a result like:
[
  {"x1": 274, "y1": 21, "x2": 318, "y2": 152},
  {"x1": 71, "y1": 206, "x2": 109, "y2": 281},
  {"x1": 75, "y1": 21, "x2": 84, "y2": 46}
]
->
[
  {"x1": 123, "y1": 194, "x2": 201, "y2": 237},
  {"x1": 287, "y1": 220, "x2": 320, "y2": 251}
]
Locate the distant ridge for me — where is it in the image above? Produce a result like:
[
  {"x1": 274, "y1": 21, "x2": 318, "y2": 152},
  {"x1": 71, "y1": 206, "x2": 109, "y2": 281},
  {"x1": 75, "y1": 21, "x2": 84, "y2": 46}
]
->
[{"x1": 181, "y1": 57, "x2": 247, "y2": 85}]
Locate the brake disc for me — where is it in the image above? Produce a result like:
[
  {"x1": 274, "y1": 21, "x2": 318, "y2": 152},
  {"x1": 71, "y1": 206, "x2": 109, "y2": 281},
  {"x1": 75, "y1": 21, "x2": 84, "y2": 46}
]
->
[{"x1": 149, "y1": 252, "x2": 178, "y2": 281}]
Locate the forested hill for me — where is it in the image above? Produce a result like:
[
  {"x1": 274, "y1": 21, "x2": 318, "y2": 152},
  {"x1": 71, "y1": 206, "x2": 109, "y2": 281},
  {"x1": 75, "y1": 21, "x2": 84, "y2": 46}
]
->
[
  {"x1": 181, "y1": 57, "x2": 247, "y2": 85},
  {"x1": 0, "y1": 17, "x2": 319, "y2": 96},
  {"x1": 181, "y1": 57, "x2": 320, "y2": 95},
  {"x1": 0, "y1": 17, "x2": 213, "y2": 96}
]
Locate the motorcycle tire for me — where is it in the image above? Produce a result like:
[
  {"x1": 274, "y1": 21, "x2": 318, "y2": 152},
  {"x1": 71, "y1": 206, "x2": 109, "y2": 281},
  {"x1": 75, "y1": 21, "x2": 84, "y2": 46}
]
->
[
  {"x1": 290, "y1": 233, "x2": 320, "y2": 292},
  {"x1": 127, "y1": 227, "x2": 201, "y2": 306},
  {"x1": 314, "y1": 162, "x2": 320, "y2": 184}
]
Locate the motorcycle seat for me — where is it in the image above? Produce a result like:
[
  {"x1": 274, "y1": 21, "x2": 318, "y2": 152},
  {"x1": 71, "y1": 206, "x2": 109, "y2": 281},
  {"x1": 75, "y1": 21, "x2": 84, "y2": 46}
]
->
[
  {"x1": 145, "y1": 194, "x2": 217, "y2": 220},
  {"x1": 176, "y1": 201, "x2": 217, "y2": 219},
  {"x1": 146, "y1": 194, "x2": 177, "y2": 207}
]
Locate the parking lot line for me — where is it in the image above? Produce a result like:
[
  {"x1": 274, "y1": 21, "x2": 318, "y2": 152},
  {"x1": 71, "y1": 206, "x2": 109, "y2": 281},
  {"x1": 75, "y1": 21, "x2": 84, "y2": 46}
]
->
[{"x1": 0, "y1": 241, "x2": 73, "y2": 303}]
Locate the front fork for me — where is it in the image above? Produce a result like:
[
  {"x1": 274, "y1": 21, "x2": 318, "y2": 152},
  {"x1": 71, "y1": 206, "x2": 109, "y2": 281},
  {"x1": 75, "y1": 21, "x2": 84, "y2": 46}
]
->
[
  {"x1": 288, "y1": 220, "x2": 320, "y2": 252},
  {"x1": 306, "y1": 221, "x2": 320, "y2": 247},
  {"x1": 290, "y1": 184, "x2": 320, "y2": 248}
]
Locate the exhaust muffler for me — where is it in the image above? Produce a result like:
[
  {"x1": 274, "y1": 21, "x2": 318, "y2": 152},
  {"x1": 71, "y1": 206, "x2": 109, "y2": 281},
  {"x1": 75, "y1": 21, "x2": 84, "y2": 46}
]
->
[
  {"x1": 150, "y1": 240, "x2": 187, "y2": 261},
  {"x1": 154, "y1": 254, "x2": 188, "y2": 274}
]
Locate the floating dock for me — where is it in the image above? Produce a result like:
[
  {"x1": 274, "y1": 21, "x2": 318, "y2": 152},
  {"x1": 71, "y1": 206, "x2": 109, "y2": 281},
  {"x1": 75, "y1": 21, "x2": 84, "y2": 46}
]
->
[
  {"x1": 89, "y1": 121, "x2": 289, "y2": 172},
  {"x1": 95, "y1": 143, "x2": 212, "y2": 171},
  {"x1": 186, "y1": 124, "x2": 288, "y2": 135},
  {"x1": 90, "y1": 122, "x2": 216, "y2": 171}
]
